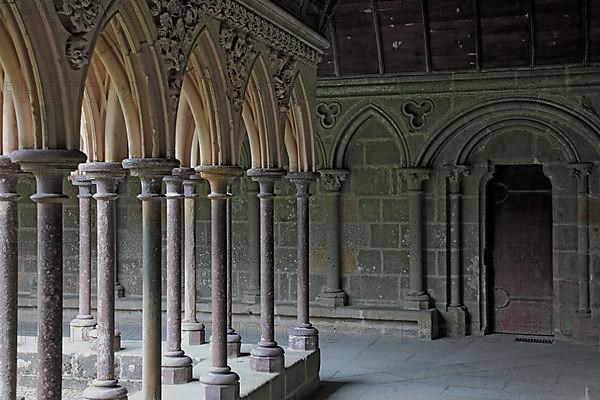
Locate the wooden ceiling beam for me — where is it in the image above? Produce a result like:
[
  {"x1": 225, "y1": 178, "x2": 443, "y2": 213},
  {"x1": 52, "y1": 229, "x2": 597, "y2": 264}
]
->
[
  {"x1": 472, "y1": 0, "x2": 482, "y2": 71},
  {"x1": 420, "y1": 0, "x2": 433, "y2": 72},
  {"x1": 528, "y1": 0, "x2": 536, "y2": 67},
  {"x1": 371, "y1": 0, "x2": 385, "y2": 75}
]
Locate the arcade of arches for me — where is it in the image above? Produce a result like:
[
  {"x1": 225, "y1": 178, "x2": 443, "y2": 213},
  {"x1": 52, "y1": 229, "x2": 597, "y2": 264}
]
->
[{"x1": 2, "y1": 1, "x2": 600, "y2": 400}]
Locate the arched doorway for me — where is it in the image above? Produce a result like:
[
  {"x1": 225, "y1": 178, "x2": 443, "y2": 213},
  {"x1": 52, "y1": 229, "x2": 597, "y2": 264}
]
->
[{"x1": 486, "y1": 165, "x2": 553, "y2": 336}]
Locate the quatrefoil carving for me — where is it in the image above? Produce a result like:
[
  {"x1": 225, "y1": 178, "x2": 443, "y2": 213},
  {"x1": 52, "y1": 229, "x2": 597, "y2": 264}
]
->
[
  {"x1": 402, "y1": 99, "x2": 434, "y2": 130},
  {"x1": 316, "y1": 102, "x2": 341, "y2": 129}
]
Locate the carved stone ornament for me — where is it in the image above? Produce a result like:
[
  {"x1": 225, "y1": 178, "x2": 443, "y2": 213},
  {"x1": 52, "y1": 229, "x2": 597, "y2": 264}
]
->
[
  {"x1": 220, "y1": 24, "x2": 257, "y2": 112},
  {"x1": 402, "y1": 99, "x2": 434, "y2": 130},
  {"x1": 400, "y1": 168, "x2": 431, "y2": 192},
  {"x1": 316, "y1": 102, "x2": 341, "y2": 129},
  {"x1": 318, "y1": 169, "x2": 349, "y2": 193},
  {"x1": 444, "y1": 165, "x2": 471, "y2": 194},
  {"x1": 268, "y1": 48, "x2": 298, "y2": 114},
  {"x1": 568, "y1": 163, "x2": 594, "y2": 194},
  {"x1": 53, "y1": 0, "x2": 100, "y2": 70}
]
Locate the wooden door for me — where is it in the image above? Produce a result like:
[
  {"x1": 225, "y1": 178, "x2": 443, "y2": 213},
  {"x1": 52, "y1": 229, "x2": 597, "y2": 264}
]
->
[{"x1": 488, "y1": 165, "x2": 553, "y2": 336}]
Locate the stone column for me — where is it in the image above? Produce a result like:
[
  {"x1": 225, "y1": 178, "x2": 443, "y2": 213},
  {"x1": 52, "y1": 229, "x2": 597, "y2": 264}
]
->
[
  {"x1": 444, "y1": 165, "x2": 470, "y2": 335},
  {"x1": 569, "y1": 163, "x2": 593, "y2": 315},
  {"x1": 181, "y1": 175, "x2": 205, "y2": 346},
  {"x1": 402, "y1": 168, "x2": 432, "y2": 310},
  {"x1": 242, "y1": 179, "x2": 261, "y2": 304},
  {"x1": 162, "y1": 168, "x2": 193, "y2": 384},
  {"x1": 288, "y1": 172, "x2": 320, "y2": 351},
  {"x1": 0, "y1": 157, "x2": 21, "y2": 400},
  {"x1": 248, "y1": 168, "x2": 286, "y2": 373},
  {"x1": 81, "y1": 162, "x2": 128, "y2": 400},
  {"x1": 69, "y1": 174, "x2": 96, "y2": 341},
  {"x1": 316, "y1": 169, "x2": 349, "y2": 307},
  {"x1": 114, "y1": 200, "x2": 125, "y2": 299},
  {"x1": 226, "y1": 183, "x2": 241, "y2": 357},
  {"x1": 11, "y1": 149, "x2": 86, "y2": 400},
  {"x1": 198, "y1": 165, "x2": 242, "y2": 400},
  {"x1": 123, "y1": 158, "x2": 178, "y2": 400}
]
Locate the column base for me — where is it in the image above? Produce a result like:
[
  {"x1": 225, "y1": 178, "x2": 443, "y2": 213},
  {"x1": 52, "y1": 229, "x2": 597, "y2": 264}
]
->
[
  {"x1": 241, "y1": 289, "x2": 260, "y2": 305},
  {"x1": 162, "y1": 352, "x2": 193, "y2": 385},
  {"x1": 70, "y1": 316, "x2": 96, "y2": 342},
  {"x1": 289, "y1": 325, "x2": 319, "y2": 351},
  {"x1": 182, "y1": 321, "x2": 206, "y2": 346},
  {"x1": 250, "y1": 343, "x2": 285, "y2": 373},
  {"x1": 404, "y1": 292, "x2": 432, "y2": 310},
  {"x1": 82, "y1": 379, "x2": 128, "y2": 400},
  {"x1": 227, "y1": 331, "x2": 242, "y2": 358},
  {"x1": 316, "y1": 290, "x2": 348, "y2": 307},
  {"x1": 200, "y1": 369, "x2": 240, "y2": 400},
  {"x1": 446, "y1": 306, "x2": 468, "y2": 336}
]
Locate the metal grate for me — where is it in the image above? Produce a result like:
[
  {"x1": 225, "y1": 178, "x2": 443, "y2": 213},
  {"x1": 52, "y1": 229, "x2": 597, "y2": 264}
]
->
[{"x1": 515, "y1": 336, "x2": 554, "y2": 344}]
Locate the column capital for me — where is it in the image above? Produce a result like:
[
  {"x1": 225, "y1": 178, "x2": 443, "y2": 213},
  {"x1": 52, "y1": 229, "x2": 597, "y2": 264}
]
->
[
  {"x1": 444, "y1": 165, "x2": 471, "y2": 194},
  {"x1": 123, "y1": 158, "x2": 179, "y2": 201},
  {"x1": 197, "y1": 165, "x2": 244, "y2": 199},
  {"x1": 80, "y1": 162, "x2": 126, "y2": 200},
  {"x1": 400, "y1": 168, "x2": 432, "y2": 192},
  {"x1": 247, "y1": 168, "x2": 286, "y2": 182},
  {"x1": 0, "y1": 156, "x2": 21, "y2": 201},
  {"x1": 69, "y1": 172, "x2": 94, "y2": 193},
  {"x1": 568, "y1": 162, "x2": 594, "y2": 194},
  {"x1": 288, "y1": 171, "x2": 319, "y2": 198},
  {"x1": 318, "y1": 169, "x2": 349, "y2": 193},
  {"x1": 165, "y1": 167, "x2": 194, "y2": 199},
  {"x1": 182, "y1": 172, "x2": 203, "y2": 198},
  {"x1": 11, "y1": 149, "x2": 86, "y2": 203}
]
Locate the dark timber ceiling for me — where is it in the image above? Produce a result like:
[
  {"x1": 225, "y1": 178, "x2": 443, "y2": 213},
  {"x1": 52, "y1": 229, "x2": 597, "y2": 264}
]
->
[
  {"x1": 318, "y1": 0, "x2": 600, "y2": 77},
  {"x1": 271, "y1": 0, "x2": 337, "y2": 33}
]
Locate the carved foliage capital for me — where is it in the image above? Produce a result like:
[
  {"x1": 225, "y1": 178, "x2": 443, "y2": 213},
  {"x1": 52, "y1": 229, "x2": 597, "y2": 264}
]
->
[
  {"x1": 401, "y1": 168, "x2": 431, "y2": 192},
  {"x1": 319, "y1": 169, "x2": 349, "y2": 193},
  {"x1": 268, "y1": 47, "x2": 298, "y2": 115},
  {"x1": 444, "y1": 165, "x2": 471, "y2": 194},
  {"x1": 568, "y1": 163, "x2": 594, "y2": 194}
]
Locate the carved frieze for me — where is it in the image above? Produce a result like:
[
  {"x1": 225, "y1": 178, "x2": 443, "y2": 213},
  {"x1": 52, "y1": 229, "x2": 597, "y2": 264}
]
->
[
  {"x1": 268, "y1": 48, "x2": 298, "y2": 114},
  {"x1": 53, "y1": 0, "x2": 101, "y2": 70},
  {"x1": 402, "y1": 99, "x2": 434, "y2": 130},
  {"x1": 316, "y1": 102, "x2": 341, "y2": 129},
  {"x1": 220, "y1": 24, "x2": 257, "y2": 111}
]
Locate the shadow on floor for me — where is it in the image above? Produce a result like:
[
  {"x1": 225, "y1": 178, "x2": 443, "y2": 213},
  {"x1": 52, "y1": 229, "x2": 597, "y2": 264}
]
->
[{"x1": 311, "y1": 381, "x2": 347, "y2": 399}]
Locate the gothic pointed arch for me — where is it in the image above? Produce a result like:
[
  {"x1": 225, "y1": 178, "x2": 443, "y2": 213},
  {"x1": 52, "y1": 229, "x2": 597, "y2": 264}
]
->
[{"x1": 330, "y1": 103, "x2": 410, "y2": 169}]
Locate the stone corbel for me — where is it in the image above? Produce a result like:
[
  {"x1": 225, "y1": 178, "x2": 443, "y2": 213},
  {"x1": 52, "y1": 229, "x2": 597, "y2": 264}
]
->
[
  {"x1": 318, "y1": 169, "x2": 349, "y2": 193},
  {"x1": 401, "y1": 168, "x2": 432, "y2": 192},
  {"x1": 569, "y1": 163, "x2": 593, "y2": 194},
  {"x1": 444, "y1": 165, "x2": 471, "y2": 194}
]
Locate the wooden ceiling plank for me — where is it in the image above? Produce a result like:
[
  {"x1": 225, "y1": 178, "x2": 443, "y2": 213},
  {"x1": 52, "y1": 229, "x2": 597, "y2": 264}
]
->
[
  {"x1": 420, "y1": 0, "x2": 433, "y2": 72},
  {"x1": 371, "y1": 0, "x2": 385, "y2": 75},
  {"x1": 329, "y1": 18, "x2": 341, "y2": 77},
  {"x1": 583, "y1": 0, "x2": 590, "y2": 65},
  {"x1": 472, "y1": 0, "x2": 482, "y2": 71},
  {"x1": 528, "y1": 0, "x2": 536, "y2": 67}
]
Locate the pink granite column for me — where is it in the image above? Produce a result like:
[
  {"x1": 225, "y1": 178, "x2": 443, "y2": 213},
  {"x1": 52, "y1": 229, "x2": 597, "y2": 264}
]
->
[
  {"x1": 69, "y1": 175, "x2": 96, "y2": 341},
  {"x1": 181, "y1": 175, "x2": 206, "y2": 345},
  {"x1": 226, "y1": 183, "x2": 241, "y2": 357},
  {"x1": 288, "y1": 172, "x2": 319, "y2": 351},
  {"x1": 0, "y1": 157, "x2": 21, "y2": 400},
  {"x1": 123, "y1": 158, "x2": 178, "y2": 400},
  {"x1": 11, "y1": 149, "x2": 86, "y2": 400},
  {"x1": 162, "y1": 168, "x2": 193, "y2": 384},
  {"x1": 81, "y1": 162, "x2": 128, "y2": 400},
  {"x1": 198, "y1": 165, "x2": 242, "y2": 400},
  {"x1": 241, "y1": 179, "x2": 260, "y2": 304},
  {"x1": 248, "y1": 168, "x2": 286, "y2": 373}
]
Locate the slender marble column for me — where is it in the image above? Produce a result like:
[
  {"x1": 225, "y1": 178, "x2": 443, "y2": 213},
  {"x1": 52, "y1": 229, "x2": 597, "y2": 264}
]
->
[
  {"x1": 123, "y1": 158, "x2": 178, "y2": 400},
  {"x1": 0, "y1": 157, "x2": 21, "y2": 400},
  {"x1": 81, "y1": 162, "x2": 128, "y2": 400},
  {"x1": 181, "y1": 175, "x2": 206, "y2": 346},
  {"x1": 198, "y1": 165, "x2": 242, "y2": 400},
  {"x1": 316, "y1": 169, "x2": 349, "y2": 307},
  {"x1": 242, "y1": 179, "x2": 261, "y2": 304},
  {"x1": 226, "y1": 183, "x2": 242, "y2": 357},
  {"x1": 248, "y1": 168, "x2": 285, "y2": 373},
  {"x1": 445, "y1": 165, "x2": 470, "y2": 335},
  {"x1": 402, "y1": 168, "x2": 432, "y2": 310},
  {"x1": 569, "y1": 163, "x2": 593, "y2": 315},
  {"x1": 288, "y1": 172, "x2": 320, "y2": 351},
  {"x1": 69, "y1": 175, "x2": 97, "y2": 341},
  {"x1": 162, "y1": 168, "x2": 193, "y2": 384},
  {"x1": 11, "y1": 149, "x2": 86, "y2": 400}
]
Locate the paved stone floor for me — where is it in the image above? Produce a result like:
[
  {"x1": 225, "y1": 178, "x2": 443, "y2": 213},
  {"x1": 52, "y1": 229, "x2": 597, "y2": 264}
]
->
[{"x1": 313, "y1": 333, "x2": 600, "y2": 400}]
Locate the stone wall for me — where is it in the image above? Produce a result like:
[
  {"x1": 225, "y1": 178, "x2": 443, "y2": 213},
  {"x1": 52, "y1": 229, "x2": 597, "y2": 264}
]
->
[{"x1": 15, "y1": 66, "x2": 600, "y2": 343}]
